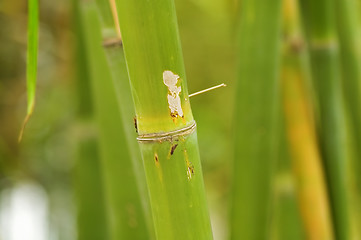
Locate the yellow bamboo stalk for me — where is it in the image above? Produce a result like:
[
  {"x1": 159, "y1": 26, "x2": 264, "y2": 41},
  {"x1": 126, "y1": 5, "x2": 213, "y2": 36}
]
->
[{"x1": 282, "y1": 0, "x2": 334, "y2": 239}]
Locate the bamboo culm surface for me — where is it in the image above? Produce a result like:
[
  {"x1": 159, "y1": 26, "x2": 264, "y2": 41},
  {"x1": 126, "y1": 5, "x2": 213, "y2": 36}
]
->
[
  {"x1": 299, "y1": 0, "x2": 353, "y2": 238},
  {"x1": 94, "y1": 0, "x2": 156, "y2": 238},
  {"x1": 231, "y1": 0, "x2": 282, "y2": 239},
  {"x1": 78, "y1": 2, "x2": 151, "y2": 239},
  {"x1": 73, "y1": 1, "x2": 109, "y2": 239},
  {"x1": 334, "y1": 2, "x2": 361, "y2": 230},
  {"x1": 114, "y1": 0, "x2": 213, "y2": 239},
  {"x1": 281, "y1": 0, "x2": 334, "y2": 239}
]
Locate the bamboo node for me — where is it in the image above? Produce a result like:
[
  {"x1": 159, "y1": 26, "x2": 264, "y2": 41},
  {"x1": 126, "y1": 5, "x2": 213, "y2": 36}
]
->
[
  {"x1": 102, "y1": 37, "x2": 122, "y2": 48},
  {"x1": 310, "y1": 39, "x2": 337, "y2": 51},
  {"x1": 137, "y1": 121, "x2": 196, "y2": 143}
]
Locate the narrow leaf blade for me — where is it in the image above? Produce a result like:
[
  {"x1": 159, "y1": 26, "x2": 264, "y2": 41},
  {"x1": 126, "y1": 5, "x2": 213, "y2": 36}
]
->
[{"x1": 19, "y1": 0, "x2": 39, "y2": 141}]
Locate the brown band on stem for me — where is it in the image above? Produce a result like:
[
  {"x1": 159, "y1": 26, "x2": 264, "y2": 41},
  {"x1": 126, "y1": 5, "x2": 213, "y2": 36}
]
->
[{"x1": 137, "y1": 121, "x2": 196, "y2": 143}]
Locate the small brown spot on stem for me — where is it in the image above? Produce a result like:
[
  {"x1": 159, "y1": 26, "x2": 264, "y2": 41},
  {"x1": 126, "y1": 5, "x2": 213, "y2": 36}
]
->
[
  {"x1": 154, "y1": 153, "x2": 159, "y2": 162},
  {"x1": 153, "y1": 152, "x2": 162, "y2": 181},
  {"x1": 170, "y1": 144, "x2": 178, "y2": 155},
  {"x1": 187, "y1": 163, "x2": 195, "y2": 180},
  {"x1": 184, "y1": 149, "x2": 194, "y2": 180},
  {"x1": 133, "y1": 116, "x2": 138, "y2": 133}
]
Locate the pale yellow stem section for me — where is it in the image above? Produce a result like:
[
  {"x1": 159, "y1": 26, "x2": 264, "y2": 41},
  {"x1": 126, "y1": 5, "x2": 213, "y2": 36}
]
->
[{"x1": 282, "y1": 0, "x2": 334, "y2": 239}]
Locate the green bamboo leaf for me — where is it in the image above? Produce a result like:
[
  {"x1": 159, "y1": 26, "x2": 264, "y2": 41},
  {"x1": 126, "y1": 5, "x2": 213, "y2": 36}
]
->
[{"x1": 19, "y1": 0, "x2": 39, "y2": 141}]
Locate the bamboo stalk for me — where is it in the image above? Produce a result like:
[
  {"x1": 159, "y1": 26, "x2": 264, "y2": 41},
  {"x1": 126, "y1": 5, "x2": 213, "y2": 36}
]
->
[
  {"x1": 114, "y1": 0, "x2": 213, "y2": 239},
  {"x1": 334, "y1": 0, "x2": 361, "y2": 184},
  {"x1": 272, "y1": 173, "x2": 305, "y2": 240},
  {"x1": 93, "y1": 0, "x2": 155, "y2": 238},
  {"x1": 78, "y1": 2, "x2": 150, "y2": 239},
  {"x1": 281, "y1": 0, "x2": 334, "y2": 239},
  {"x1": 231, "y1": 0, "x2": 282, "y2": 239},
  {"x1": 276, "y1": 194, "x2": 304, "y2": 240},
  {"x1": 73, "y1": 2, "x2": 108, "y2": 239},
  {"x1": 281, "y1": 1, "x2": 334, "y2": 239},
  {"x1": 74, "y1": 138, "x2": 109, "y2": 240},
  {"x1": 334, "y1": 0, "x2": 361, "y2": 237},
  {"x1": 299, "y1": 0, "x2": 353, "y2": 239},
  {"x1": 271, "y1": 115, "x2": 305, "y2": 240},
  {"x1": 335, "y1": 0, "x2": 361, "y2": 154}
]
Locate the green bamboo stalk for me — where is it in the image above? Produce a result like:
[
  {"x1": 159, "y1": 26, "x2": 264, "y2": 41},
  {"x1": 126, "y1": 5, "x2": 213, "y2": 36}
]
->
[
  {"x1": 74, "y1": 139, "x2": 109, "y2": 240},
  {"x1": 78, "y1": 2, "x2": 151, "y2": 239},
  {"x1": 114, "y1": 0, "x2": 213, "y2": 239},
  {"x1": 231, "y1": 0, "x2": 282, "y2": 239},
  {"x1": 272, "y1": 175, "x2": 305, "y2": 240},
  {"x1": 275, "y1": 194, "x2": 304, "y2": 240},
  {"x1": 335, "y1": 0, "x2": 361, "y2": 161},
  {"x1": 281, "y1": 0, "x2": 334, "y2": 239},
  {"x1": 271, "y1": 113, "x2": 305, "y2": 240},
  {"x1": 73, "y1": 2, "x2": 109, "y2": 239},
  {"x1": 299, "y1": 0, "x2": 353, "y2": 239},
  {"x1": 334, "y1": 0, "x2": 361, "y2": 237},
  {"x1": 92, "y1": 2, "x2": 155, "y2": 238},
  {"x1": 334, "y1": 0, "x2": 361, "y2": 182}
]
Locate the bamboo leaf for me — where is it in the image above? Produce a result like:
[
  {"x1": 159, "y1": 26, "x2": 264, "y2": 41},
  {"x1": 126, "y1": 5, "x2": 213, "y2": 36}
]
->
[{"x1": 19, "y1": 0, "x2": 39, "y2": 141}]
